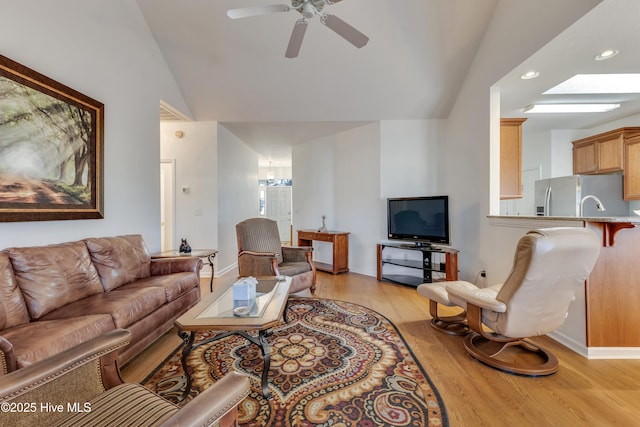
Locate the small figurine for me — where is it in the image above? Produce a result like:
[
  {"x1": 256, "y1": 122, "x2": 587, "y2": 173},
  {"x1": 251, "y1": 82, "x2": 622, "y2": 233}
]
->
[
  {"x1": 318, "y1": 215, "x2": 328, "y2": 232},
  {"x1": 179, "y1": 238, "x2": 192, "y2": 253}
]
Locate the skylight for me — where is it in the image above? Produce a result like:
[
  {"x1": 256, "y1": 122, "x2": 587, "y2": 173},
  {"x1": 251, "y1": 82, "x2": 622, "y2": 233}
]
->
[{"x1": 544, "y1": 74, "x2": 640, "y2": 94}]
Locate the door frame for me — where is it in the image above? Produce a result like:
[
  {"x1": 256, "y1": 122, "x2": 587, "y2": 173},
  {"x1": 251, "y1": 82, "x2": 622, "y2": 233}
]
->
[{"x1": 160, "y1": 159, "x2": 176, "y2": 251}]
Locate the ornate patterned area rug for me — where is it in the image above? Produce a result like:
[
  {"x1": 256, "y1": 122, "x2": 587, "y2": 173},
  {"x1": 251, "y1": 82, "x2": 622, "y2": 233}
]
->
[{"x1": 142, "y1": 297, "x2": 449, "y2": 426}]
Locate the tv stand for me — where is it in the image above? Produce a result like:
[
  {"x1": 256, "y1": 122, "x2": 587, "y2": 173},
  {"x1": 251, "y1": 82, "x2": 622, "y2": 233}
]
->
[
  {"x1": 377, "y1": 243, "x2": 458, "y2": 287},
  {"x1": 401, "y1": 242, "x2": 434, "y2": 248}
]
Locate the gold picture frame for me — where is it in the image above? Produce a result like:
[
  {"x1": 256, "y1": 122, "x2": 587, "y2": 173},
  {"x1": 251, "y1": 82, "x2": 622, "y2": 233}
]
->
[{"x1": 0, "y1": 54, "x2": 104, "y2": 222}]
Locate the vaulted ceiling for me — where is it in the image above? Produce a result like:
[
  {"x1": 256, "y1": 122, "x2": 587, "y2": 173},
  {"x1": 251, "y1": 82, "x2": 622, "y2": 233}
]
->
[
  {"x1": 137, "y1": 0, "x2": 498, "y2": 165},
  {"x1": 138, "y1": 0, "x2": 640, "y2": 167}
]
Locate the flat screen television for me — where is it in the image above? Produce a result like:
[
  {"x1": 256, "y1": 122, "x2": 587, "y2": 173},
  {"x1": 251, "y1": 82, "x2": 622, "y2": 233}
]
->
[{"x1": 387, "y1": 196, "x2": 450, "y2": 246}]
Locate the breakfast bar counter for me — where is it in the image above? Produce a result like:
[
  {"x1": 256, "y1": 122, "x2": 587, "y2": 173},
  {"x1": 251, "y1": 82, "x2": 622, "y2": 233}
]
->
[{"x1": 489, "y1": 215, "x2": 640, "y2": 355}]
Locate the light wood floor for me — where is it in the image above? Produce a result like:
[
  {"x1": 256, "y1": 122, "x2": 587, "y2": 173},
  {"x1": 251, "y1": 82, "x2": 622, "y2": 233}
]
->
[{"x1": 123, "y1": 271, "x2": 640, "y2": 427}]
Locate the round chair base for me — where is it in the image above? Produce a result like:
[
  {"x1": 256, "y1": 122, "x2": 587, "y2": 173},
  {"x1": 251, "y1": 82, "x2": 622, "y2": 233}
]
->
[
  {"x1": 430, "y1": 315, "x2": 470, "y2": 336},
  {"x1": 463, "y1": 333, "x2": 559, "y2": 376}
]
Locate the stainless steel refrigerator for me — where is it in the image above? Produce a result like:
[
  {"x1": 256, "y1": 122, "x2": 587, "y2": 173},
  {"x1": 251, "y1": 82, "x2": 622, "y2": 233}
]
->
[{"x1": 534, "y1": 174, "x2": 629, "y2": 217}]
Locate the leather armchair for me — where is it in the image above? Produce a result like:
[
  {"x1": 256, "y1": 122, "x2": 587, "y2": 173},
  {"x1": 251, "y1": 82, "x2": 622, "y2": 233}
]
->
[
  {"x1": 236, "y1": 218, "x2": 316, "y2": 293},
  {"x1": 420, "y1": 228, "x2": 600, "y2": 376},
  {"x1": 0, "y1": 329, "x2": 250, "y2": 427}
]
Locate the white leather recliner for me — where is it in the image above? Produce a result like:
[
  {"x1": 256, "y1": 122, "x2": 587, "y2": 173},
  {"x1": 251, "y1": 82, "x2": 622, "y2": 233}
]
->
[{"x1": 420, "y1": 227, "x2": 600, "y2": 376}]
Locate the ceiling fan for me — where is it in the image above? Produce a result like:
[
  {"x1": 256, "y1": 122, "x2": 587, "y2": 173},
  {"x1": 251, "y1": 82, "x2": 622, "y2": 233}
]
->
[{"x1": 227, "y1": 0, "x2": 369, "y2": 58}]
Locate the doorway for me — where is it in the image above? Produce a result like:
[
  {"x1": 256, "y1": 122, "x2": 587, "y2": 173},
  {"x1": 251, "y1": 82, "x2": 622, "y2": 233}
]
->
[
  {"x1": 160, "y1": 159, "x2": 176, "y2": 251},
  {"x1": 263, "y1": 186, "x2": 292, "y2": 244}
]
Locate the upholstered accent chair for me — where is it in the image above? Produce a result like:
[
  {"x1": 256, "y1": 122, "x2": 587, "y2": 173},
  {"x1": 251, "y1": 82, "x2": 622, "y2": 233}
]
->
[
  {"x1": 422, "y1": 228, "x2": 600, "y2": 376},
  {"x1": 0, "y1": 329, "x2": 249, "y2": 427},
  {"x1": 236, "y1": 218, "x2": 316, "y2": 294}
]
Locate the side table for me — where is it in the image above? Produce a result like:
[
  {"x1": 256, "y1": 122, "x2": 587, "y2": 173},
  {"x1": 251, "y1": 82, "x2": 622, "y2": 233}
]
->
[
  {"x1": 151, "y1": 249, "x2": 218, "y2": 291},
  {"x1": 297, "y1": 230, "x2": 349, "y2": 274}
]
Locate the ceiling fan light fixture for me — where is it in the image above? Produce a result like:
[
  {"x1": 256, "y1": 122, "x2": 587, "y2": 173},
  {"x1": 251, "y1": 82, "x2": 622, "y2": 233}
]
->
[{"x1": 301, "y1": 3, "x2": 316, "y2": 19}]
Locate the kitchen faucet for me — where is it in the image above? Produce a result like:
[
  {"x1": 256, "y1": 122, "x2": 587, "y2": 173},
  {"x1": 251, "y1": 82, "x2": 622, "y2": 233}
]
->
[{"x1": 579, "y1": 195, "x2": 606, "y2": 217}]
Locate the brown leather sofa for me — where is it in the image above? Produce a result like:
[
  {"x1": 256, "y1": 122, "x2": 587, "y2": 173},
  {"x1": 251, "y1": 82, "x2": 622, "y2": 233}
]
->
[
  {"x1": 0, "y1": 235, "x2": 202, "y2": 375},
  {"x1": 0, "y1": 329, "x2": 249, "y2": 427}
]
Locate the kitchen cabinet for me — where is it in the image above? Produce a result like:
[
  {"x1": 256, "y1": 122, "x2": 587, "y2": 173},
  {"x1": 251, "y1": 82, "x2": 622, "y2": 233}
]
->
[
  {"x1": 572, "y1": 127, "x2": 640, "y2": 175},
  {"x1": 500, "y1": 118, "x2": 527, "y2": 200},
  {"x1": 624, "y1": 134, "x2": 640, "y2": 200}
]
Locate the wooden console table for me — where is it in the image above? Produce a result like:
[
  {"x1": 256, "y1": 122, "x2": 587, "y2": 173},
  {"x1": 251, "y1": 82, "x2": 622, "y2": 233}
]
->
[{"x1": 297, "y1": 230, "x2": 349, "y2": 274}]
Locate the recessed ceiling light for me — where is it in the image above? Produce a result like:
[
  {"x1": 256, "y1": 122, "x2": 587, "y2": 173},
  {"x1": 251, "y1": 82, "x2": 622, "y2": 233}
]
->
[
  {"x1": 544, "y1": 74, "x2": 640, "y2": 94},
  {"x1": 523, "y1": 103, "x2": 620, "y2": 113},
  {"x1": 520, "y1": 71, "x2": 539, "y2": 80},
  {"x1": 594, "y1": 49, "x2": 619, "y2": 61}
]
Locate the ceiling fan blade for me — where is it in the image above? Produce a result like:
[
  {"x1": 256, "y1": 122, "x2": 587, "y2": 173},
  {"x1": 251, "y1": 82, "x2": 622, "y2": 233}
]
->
[
  {"x1": 227, "y1": 4, "x2": 290, "y2": 19},
  {"x1": 285, "y1": 19, "x2": 308, "y2": 58},
  {"x1": 321, "y1": 14, "x2": 369, "y2": 48},
  {"x1": 323, "y1": 0, "x2": 344, "y2": 4}
]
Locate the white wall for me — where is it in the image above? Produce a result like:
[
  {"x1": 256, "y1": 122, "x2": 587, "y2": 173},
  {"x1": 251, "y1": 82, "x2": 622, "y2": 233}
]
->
[
  {"x1": 0, "y1": 0, "x2": 189, "y2": 251},
  {"x1": 160, "y1": 121, "x2": 218, "y2": 274},
  {"x1": 380, "y1": 120, "x2": 445, "y2": 198},
  {"x1": 292, "y1": 134, "x2": 336, "y2": 266},
  {"x1": 380, "y1": 120, "x2": 446, "y2": 232},
  {"x1": 217, "y1": 125, "x2": 260, "y2": 273},
  {"x1": 293, "y1": 120, "x2": 445, "y2": 277},
  {"x1": 333, "y1": 123, "x2": 381, "y2": 276}
]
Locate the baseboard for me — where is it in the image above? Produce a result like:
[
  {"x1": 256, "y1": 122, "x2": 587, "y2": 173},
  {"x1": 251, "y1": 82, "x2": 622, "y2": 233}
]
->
[
  {"x1": 586, "y1": 347, "x2": 640, "y2": 359},
  {"x1": 547, "y1": 331, "x2": 588, "y2": 358},
  {"x1": 548, "y1": 331, "x2": 640, "y2": 359},
  {"x1": 215, "y1": 262, "x2": 238, "y2": 277}
]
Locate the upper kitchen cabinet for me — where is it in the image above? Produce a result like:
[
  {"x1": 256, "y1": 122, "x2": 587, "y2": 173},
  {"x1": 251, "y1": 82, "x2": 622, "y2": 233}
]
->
[
  {"x1": 572, "y1": 127, "x2": 640, "y2": 175},
  {"x1": 624, "y1": 134, "x2": 640, "y2": 200},
  {"x1": 500, "y1": 118, "x2": 527, "y2": 200}
]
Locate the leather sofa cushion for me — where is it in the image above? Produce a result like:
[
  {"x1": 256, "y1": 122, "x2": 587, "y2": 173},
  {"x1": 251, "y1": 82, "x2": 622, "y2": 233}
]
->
[
  {"x1": 1, "y1": 314, "x2": 115, "y2": 369},
  {"x1": 85, "y1": 235, "x2": 151, "y2": 291},
  {"x1": 42, "y1": 286, "x2": 166, "y2": 329},
  {"x1": 119, "y1": 272, "x2": 199, "y2": 302},
  {"x1": 9, "y1": 241, "x2": 105, "y2": 319},
  {"x1": 0, "y1": 252, "x2": 30, "y2": 329}
]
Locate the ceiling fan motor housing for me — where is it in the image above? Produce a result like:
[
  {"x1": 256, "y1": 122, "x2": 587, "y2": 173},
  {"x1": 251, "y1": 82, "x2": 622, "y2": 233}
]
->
[{"x1": 292, "y1": 0, "x2": 326, "y2": 18}]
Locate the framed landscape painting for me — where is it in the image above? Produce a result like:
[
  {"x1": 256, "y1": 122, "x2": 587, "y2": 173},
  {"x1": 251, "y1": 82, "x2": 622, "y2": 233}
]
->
[{"x1": 0, "y1": 54, "x2": 104, "y2": 222}]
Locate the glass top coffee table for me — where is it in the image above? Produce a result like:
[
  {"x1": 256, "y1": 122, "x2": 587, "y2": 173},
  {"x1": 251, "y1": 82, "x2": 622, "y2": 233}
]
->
[{"x1": 175, "y1": 276, "x2": 291, "y2": 399}]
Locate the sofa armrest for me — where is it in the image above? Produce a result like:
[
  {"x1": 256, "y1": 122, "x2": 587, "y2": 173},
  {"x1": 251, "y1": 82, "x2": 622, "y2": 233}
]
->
[
  {"x1": 0, "y1": 329, "x2": 130, "y2": 401},
  {"x1": 150, "y1": 257, "x2": 203, "y2": 276},
  {"x1": 0, "y1": 330, "x2": 130, "y2": 426},
  {"x1": 0, "y1": 336, "x2": 17, "y2": 376},
  {"x1": 282, "y1": 246, "x2": 312, "y2": 263},
  {"x1": 237, "y1": 251, "x2": 278, "y2": 277},
  {"x1": 158, "y1": 371, "x2": 250, "y2": 427}
]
